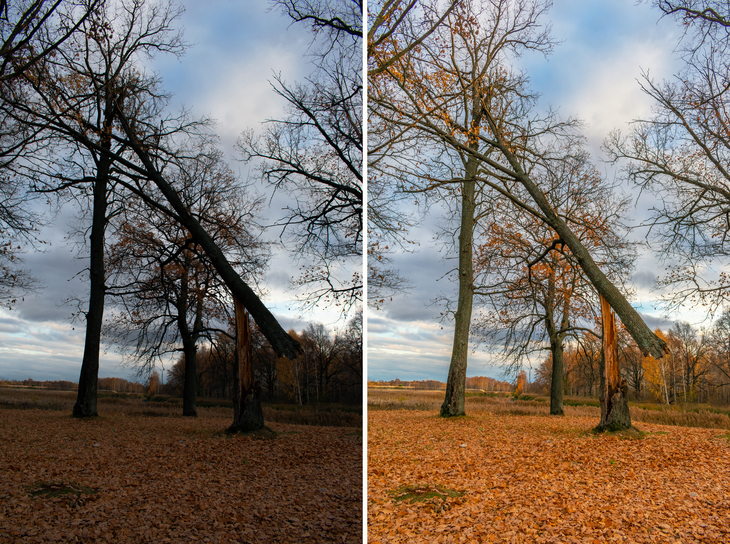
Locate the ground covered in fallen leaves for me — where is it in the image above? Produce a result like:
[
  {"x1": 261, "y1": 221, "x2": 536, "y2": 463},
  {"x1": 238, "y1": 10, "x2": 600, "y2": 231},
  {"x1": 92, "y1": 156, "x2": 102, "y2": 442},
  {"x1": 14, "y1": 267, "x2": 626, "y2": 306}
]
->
[
  {"x1": 0, "y1": 409, "x2": 362, "y2": 543},
  {"x1": 368, "y1": 410, "x2": 730, "y2": 543}
]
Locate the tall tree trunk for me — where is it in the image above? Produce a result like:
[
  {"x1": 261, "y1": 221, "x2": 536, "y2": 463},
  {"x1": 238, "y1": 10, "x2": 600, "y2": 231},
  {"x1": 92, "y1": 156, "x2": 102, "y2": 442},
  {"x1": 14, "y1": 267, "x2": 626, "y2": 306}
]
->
[
  {"x1": 229, "y1": 295, "x2": 264, "y2": 432},
  {"x1": 544, "y1": 265, "x2": 566, "y2": 416},
  {"x1": 73, "y1": 154, "x2": 110, "y2": 418},
  {"x1": 178, "y1": 261, "x2": 202, "y2": 417},
  {"x1": 441, "y1": 164, "x2": 477, "y2": 417},
  {"x1": 596, "y1": 294, "x2": 632, "y2": 432}
]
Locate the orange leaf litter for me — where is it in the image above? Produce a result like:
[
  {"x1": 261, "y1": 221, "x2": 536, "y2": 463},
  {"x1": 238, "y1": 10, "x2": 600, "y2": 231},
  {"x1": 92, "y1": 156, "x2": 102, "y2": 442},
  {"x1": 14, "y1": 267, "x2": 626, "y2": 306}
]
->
[{"x1": 368, "y1": 410, "x2": 730, "y2": 543}]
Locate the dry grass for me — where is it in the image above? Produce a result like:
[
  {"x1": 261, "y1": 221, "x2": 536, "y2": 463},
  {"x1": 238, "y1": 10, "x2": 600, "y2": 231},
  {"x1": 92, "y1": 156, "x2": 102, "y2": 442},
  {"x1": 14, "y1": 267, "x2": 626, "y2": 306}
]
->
[
  {"x1": 367, "y1": 388, "x2": 730, "y2": 430},
  {"x1": 0, "y1": 388, "x2": 362, "y2": 428}
]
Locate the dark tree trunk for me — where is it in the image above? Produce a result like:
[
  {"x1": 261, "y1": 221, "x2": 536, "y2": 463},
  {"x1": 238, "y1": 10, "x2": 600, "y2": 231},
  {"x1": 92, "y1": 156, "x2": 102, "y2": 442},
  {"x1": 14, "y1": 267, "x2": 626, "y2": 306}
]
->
[
  {"x1": 441, "y1": 168, "x2": 476, "y2": 418},
  {"x1": 73, "y1": 147, "x2": 110, "y2": 418},
  {"x1": 549, "y1": 337, "x2": 565, "y2": 416},
  {"x1": 596, "y1": 295, "x2": 632, "y2": 432},
  {"x1": 181, "y1": 337, "x2": 197, "y2": 417},
  {"x1": 544, "y1": 265, "x2": 566, "y2": 416},
  {"x1": 228, "y1": 295, "x2": 264, "y2": 432},
  {"x1": 177, "y1": 262, "x2": 200, "y2": 417}
]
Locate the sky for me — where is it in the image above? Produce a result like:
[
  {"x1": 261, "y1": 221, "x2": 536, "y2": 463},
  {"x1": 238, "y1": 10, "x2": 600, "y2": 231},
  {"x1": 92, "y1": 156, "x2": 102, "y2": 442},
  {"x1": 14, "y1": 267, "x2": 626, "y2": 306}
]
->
[
  {"x1": 0, "y1": 0, "x2": 351, "y2": 383},
  {"x1": 367, "y1": 0, "x2": 704, "y2": 383}
]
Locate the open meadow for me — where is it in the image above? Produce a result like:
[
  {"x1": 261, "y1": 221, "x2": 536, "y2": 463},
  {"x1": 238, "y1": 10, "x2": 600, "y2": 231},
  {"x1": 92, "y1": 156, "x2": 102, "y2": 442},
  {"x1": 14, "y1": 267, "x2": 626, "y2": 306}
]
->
[
  {"x1": 368, "y1": 389, "x2": 730, "y2": 543},
  {"x1": 0, "y1": 388, "x2": 362, "y2": 543}
]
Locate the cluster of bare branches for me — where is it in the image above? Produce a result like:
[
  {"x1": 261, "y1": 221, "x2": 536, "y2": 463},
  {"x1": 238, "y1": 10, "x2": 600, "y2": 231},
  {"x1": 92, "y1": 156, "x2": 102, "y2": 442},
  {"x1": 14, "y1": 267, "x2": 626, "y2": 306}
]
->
[{"x1": 239, "y1": 0, "x2": 363, "y2": 315}]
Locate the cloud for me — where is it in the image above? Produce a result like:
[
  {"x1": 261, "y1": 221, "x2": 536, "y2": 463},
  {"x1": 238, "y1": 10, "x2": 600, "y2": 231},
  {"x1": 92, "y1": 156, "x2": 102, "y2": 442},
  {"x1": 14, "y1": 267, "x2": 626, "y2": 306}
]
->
[
  {"x1": 632, "y1": 270, "x2": 658, "y2": 291},
  {"x1": 522, "y1": 0, "x2": 682, "y2": 155},
  {"x1": 152, "y1": 1, "x2": 313, "y2": 151}
]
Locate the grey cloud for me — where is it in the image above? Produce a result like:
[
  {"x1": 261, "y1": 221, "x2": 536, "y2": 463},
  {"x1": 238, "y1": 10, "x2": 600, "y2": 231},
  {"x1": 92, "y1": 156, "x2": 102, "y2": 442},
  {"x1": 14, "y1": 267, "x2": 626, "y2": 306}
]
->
[{"x1": 631, "y1": 270, "x2": 658, "y2": 290}]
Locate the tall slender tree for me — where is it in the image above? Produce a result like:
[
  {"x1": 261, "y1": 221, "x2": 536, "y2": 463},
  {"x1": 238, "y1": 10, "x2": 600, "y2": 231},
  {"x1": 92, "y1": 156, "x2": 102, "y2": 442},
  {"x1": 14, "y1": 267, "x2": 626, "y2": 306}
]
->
[{"x1": 9, "y1": 0, "x2": 187, "y2": 417}]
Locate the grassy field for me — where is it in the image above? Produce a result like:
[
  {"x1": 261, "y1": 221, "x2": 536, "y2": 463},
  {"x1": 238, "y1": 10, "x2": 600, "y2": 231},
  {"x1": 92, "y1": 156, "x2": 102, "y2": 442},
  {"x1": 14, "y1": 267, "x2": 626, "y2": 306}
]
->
[
  {"x1": 368, "y1": 388, "x2": 730, "y2": 543},
  {"x1": 0, "y1": 387, "x2": 362, "y2": 428},
  {"x1": 368, "y1": 388, "x2": 730, "y2": 430},
  {"x1": 0, "y1": 388, "x2": 362, "y2": 543}
]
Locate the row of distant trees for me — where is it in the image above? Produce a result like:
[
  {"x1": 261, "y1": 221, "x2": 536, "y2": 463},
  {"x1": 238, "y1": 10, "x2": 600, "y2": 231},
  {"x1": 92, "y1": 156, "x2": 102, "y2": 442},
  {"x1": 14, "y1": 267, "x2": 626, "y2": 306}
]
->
[
  {"x1": 369, "y1": 375, "x2": 512, "y2": 391},
  {"x1": 149, "y1": 312, "x2": 363, "y2": 405},
  {"x1": 531, "y1": 311, "x2": 730, "y2": 405},
  {"x1": 0, "y1": 377, "x2": 145, "y2": 393}
]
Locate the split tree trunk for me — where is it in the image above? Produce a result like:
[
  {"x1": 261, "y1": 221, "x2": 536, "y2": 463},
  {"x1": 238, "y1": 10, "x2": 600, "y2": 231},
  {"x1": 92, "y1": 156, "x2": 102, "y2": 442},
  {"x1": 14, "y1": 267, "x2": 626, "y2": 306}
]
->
[
  {"x1": 228, "y1": 295, "x2": 264, "y2": 433},
  {"x1": 596, "y1": 294, "x2": 632, "y2": 432}
]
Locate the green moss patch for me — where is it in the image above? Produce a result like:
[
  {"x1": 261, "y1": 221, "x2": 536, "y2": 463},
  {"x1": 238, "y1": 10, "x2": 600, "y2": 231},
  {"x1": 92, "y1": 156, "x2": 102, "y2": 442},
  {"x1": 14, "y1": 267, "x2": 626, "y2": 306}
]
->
[
  {"x1": 27, "y1": 481, "x2": 98, "y2": 499},
  {"x1": 592, "y1": 425, "x2": 645, "y2": 439},
  {"x1": 390, "y1": 483, "x2": 463, "y2": 504}
]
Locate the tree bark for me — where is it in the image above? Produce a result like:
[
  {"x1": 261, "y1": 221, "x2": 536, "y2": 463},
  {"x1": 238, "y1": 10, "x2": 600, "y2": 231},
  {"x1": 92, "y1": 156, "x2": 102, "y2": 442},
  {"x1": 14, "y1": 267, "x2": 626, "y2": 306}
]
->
[
  {"x1": 228, "y1": 295, "x2": 264, "y2": 432},
  {"x1": 549, "y1": 336, "x2": 565, "y2": 416},
  {"x1": 181, "y1": 340, "x2": 197, "y2": 416},
  {"x1": 544, "y1": 265, "x2": 566, "y2": 416},
  {"x1": 177, "y1": 260, "x2": 201, "y2": 417},
  {"x1": 441, "y1": 160, "x2": 477, "y2": 417},
  {"x1": 72, "y1": 169, "x2": 107, "y2": 418},
  {"x1": 73, "y1": 95, "x2": 114, "y2": 418},
  {"x1": 596, "y1": 294, "x2": 632, "y2": 432}
]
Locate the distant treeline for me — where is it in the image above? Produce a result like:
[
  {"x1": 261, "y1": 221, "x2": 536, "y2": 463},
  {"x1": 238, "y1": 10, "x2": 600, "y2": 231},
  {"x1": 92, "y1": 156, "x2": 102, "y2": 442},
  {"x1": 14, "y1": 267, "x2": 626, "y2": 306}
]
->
[
  {"x1": 0, "y1": 377, "x2": 145, "y2": 393},
  {"x1": 369, "y1": 376, "x2": 512, "y2": 391}
]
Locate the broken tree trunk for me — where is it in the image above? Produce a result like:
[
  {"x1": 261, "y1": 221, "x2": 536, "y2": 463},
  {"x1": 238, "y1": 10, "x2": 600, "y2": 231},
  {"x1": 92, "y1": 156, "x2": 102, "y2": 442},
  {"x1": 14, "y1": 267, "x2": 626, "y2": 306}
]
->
[
  {"x1": 596, "y1": 294, "x2": 632, "y2": 432},
  {"x1": 228, "y1": 295, "x2": 264, "y2": 433}
]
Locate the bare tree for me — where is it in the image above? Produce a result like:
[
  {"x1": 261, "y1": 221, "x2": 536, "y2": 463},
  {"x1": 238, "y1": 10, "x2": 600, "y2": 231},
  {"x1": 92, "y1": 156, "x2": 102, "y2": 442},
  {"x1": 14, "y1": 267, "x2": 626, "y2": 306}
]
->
[
  {"x1": 0, "y1": 0, "x2": 102, "y2": 306},
  {"x1": 238, "y1": 0, "x2": 363, "y2": 315},
  {"x1": 273, "y1": 0, "x2": 362, "y2": 39},
  {"x1": 606, "y1": 1, "x2": 730, "y2": 317},
  {"x1": 654, "y1": 0, "x2": 730, "y2": 54},
  {"x1": 7, "y1": 0, "x2": 299, "y2": 424},
  {"x1": 668, "y1": 321, "x2": 710, "y2": 401},
  {"x1": 367, "y1": 0, "x2": 458, "y2": 76},
  {"x1": 6, "y1": 0, "x2": 188, "y2": 417},
  {"x1": 367, "y1": 1, "x2": 459, "y2": 301},
  {"x1": 475, "y1": 150, "x2": 635, "y2": 416}
]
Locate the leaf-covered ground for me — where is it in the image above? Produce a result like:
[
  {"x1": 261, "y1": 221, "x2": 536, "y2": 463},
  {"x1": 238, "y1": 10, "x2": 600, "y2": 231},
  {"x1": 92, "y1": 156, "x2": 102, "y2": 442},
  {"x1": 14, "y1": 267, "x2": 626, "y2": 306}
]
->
[
  {"x1": 0, "y1": 409, "x2": 362, "y2": 543},
  {"x1": 368, "y1": 410, "x2": 730, "y2": 543}
]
